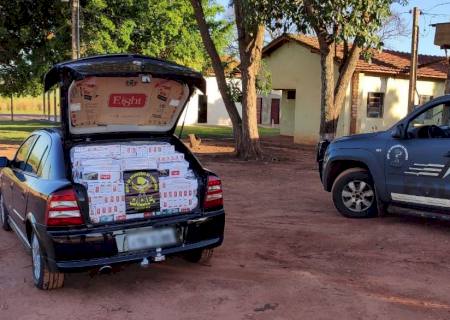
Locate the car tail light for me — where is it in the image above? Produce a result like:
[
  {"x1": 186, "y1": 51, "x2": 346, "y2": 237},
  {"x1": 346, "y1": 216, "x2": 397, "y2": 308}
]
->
[
  {"x1": 45, "y1": 189, "x2": 84, "y2": 226},
  {"x1": 204, "y1": 175, "x2": 223, "y2": 209}
]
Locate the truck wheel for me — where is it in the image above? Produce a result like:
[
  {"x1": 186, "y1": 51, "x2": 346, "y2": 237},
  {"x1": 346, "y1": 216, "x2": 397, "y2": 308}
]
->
[
  {"x1": 0, "y1": 194, "x2": 11, "y2": 231},
  {"x1": 331, "y1": 168, "x2": 378, "y2": 218},
  {"x1": 31, "y1": 232, "x2": 64, "y2": 290},
  {"x1": 184, "y1": 249, "x2": 214, "y2": 264}
]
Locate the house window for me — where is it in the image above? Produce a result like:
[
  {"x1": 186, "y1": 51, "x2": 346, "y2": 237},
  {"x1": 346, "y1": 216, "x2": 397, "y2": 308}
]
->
[
  {"x1": 287, "y1": 90, "x2": 296, "y2": 100},
  {"x1": 366, "y1": 92, "x2": 384, "y2": 118}
]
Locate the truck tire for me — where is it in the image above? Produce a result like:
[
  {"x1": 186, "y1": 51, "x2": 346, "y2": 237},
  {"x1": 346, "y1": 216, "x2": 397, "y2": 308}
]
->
[
  {"x1": 31, "y1": 232, "x2": 65, "y2": 290},
  {"x1": 331, "y1": 168, "x2": 378, "y2": 218},
  {"x1": 184, "y1": 248, "x2": 214, "y2": 264},
  {"x1": 0, "y1": 194, "x2": 11, "y2": 231}
]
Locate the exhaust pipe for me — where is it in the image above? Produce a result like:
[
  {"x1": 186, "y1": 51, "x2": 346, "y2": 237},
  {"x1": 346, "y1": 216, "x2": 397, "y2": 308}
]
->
[{"x1": 98, "y1": 265, "x2": 113, "y2": 274}]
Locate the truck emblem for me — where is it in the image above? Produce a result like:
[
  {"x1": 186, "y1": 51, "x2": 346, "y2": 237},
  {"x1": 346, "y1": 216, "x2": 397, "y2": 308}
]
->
[{"x1": 387, "y1": 144, "x2": 408, "y2": 167}]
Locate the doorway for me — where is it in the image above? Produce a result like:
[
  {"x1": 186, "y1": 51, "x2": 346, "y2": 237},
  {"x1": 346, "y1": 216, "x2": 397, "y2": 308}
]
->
[
  {"x1": 270, "y1": 98, "x2": 280, "y2": 125},
  {"x1": 198, "y1": 94, "x2": 207, "y2": 123}
]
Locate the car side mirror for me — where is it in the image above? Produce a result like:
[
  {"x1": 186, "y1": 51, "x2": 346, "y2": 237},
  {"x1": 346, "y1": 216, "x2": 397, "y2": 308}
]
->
[
  {"x1": 0, "y1": 157, "x2": 9, "y2": 168},
  {"x1": 391, "y1": 125, "x2": 404, "y2": 139}
]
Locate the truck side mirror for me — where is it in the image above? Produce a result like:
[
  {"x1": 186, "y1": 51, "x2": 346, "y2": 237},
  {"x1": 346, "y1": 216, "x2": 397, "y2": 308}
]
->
[{"x1": 391, "y1": 124, "x2": 404, "y2": 139}]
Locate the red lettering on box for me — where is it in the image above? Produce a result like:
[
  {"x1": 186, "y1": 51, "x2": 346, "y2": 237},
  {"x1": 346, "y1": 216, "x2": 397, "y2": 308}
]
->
[{"x1": 108, "y1": 94, "x2": 147, "y2": 108}]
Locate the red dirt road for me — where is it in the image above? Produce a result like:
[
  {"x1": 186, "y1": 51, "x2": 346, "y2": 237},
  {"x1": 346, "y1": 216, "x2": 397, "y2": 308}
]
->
[{"x1": 2, "y1": 139, "x2": 450, "y2": 319}]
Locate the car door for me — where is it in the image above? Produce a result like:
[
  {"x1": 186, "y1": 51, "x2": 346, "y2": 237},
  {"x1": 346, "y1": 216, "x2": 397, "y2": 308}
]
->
[
  {"x1": 6, "y1": 135, "x2": 38, "y2": 232},
  {"x1": 13, "y1": 133, "x2": 52, "y2": 226},
  {"x1": 385, "y1": 101, "x2": 450, "y2": 211}
]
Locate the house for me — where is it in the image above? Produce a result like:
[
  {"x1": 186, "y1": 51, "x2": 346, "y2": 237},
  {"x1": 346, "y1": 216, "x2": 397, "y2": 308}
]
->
[
  {"x1": 179, "y1": 77, "x2": 281, "y2": 126},
  {"x1": 262, "y1": 34, "x2": 449, "y2": 144}
]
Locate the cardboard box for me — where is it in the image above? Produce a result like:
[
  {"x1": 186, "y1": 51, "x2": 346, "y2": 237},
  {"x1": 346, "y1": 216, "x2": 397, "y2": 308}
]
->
[
  {"x1": 121, "y1": 157, "x2": 158, "y2": 171},
  {"x1": 84, "y1": 182, "x2": 125, "y2": 194},
  {"x1": 158, "y1": 161, "x2": 189, "y2": 178},
  {"x1": 157, "y1": 152, "x2": 185, "y2": 163}
]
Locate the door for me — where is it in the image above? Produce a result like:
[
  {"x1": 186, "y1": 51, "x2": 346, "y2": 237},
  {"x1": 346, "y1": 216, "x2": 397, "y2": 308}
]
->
[
  {"x1": 257, "y1": 98, "x2": 262, "y2": 124},
  {"x1": 385, "y1": 101, "x2": 450, "y2": 210},
  {"x1": 6, "y1": 135, "x2": 38, "y2": 231},
  {"x1": 13, "y1": 134, "x2": 51, "y2": 226},
  {"x1": 198, "y1": 94, "x2": 207, "y2": 124},
  {"x1": 270, "y1": 99, "x2": 280, "y2": 125}
]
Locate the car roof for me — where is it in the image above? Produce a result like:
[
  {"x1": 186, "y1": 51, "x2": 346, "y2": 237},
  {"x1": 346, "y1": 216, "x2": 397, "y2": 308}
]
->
[{"x1": 44, "y1": 54, "x2": 206, "y2": 93}]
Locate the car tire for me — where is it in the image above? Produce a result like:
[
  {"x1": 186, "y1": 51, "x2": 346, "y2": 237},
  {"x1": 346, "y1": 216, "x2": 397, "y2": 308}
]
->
[
  {"x1": 31, "y1": 232, "x2": 65, "y2": 290},
  {"x1": 0, "y1": 194, "x2": 11, "y2": 231},
  {"x1": 331, "y1": 168, "x2": 378, "y2": 218},
  {"x1": 184, "y1": 248, "x2": 214, "y2": 264}
]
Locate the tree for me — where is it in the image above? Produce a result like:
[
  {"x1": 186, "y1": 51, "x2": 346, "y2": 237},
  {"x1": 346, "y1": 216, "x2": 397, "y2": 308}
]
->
[
  {"x1": 283, "y1": 0, "x2": 403, "y2": 139},
  {"x1": 191, "y1": 0, "x2": 280, "y2": 159},
  {"x1": 81, "y1": 0, "x2": 232, "y2": 72},
  {"x1": 0, "y1": 0, "x2": 71, "y2": 97}
]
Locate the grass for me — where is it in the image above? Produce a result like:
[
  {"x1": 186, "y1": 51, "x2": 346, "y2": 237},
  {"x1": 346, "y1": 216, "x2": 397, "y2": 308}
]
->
[
  {"x1": 0, "y1": 120, "x2": 58, "y2": 143},
  {"x1": 176, "y1": 124, "x2": 280, "y2": 139},
  {"x1": 0, "y1": 95, "x2": 60, "y2": 115},
  {"x1": 0, "y1": 121, "x2": 279, "y2": 144}
]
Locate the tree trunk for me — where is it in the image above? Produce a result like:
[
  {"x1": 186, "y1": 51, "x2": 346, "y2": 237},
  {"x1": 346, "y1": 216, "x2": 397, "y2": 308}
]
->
[
  {"x1": 10, "y1": 95, "x2": 13, "y2": 121},
  {"x1": 331, "y1": 44, "x2": 362, "y2": 130},
  {"x1": 190, "y1": 0, "x2": 243, "y2": 153},
  {"x1": 234, "y1": 0, "x2": 264, "y2": 159},
  {"x1": 317, "y1": 38, "x2": 335, "y2": 140}
]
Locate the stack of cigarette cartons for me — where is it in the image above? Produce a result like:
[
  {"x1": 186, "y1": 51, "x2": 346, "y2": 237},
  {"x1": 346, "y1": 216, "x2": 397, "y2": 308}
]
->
[{"x1": 70, "y1": 142, "x2": 199, "y2": 223}]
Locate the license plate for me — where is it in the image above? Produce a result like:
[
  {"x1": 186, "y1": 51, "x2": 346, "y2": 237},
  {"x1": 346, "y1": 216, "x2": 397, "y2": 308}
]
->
[{"x1": 120, "y1": 228, "x2": 177, "y2": 252}]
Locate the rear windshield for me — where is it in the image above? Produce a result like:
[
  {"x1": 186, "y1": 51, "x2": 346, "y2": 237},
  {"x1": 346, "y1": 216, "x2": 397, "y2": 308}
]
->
[{"x1": 68, "y1": 76, "x2": 189, "y2": 134}]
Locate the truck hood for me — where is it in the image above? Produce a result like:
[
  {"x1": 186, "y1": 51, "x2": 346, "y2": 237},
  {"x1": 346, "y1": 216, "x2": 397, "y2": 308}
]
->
[
  {"x1": 44, "y1": 55, "x2": 206, "y2": 139},
  {"x1": 331, "y1": 131, "x2": 384, "y2": 148}
]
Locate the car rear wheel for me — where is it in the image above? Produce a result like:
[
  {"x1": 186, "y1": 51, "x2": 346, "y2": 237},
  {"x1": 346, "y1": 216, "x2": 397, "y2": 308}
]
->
[
  {"x1": 31, "y1": 233, "x2": 65, "y2": 290},
  {"x1": 0, "y1": 194, "x2": 11, "y2": 231},
  {"x1": 332, "y1": 168, "x2": 378, "y2": 218},
  {"x1": 184, "y1": 248, "x2": 214, "y2": 264}
]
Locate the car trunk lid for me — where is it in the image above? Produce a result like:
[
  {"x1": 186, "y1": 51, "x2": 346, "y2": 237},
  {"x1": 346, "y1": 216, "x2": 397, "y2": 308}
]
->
[{"x1": 44, "y1": 54, "x2": 206, "y2": 141}]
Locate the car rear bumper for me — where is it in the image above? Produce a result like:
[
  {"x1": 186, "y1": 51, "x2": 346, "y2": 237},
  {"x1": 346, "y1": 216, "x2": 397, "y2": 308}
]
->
[{"x1": 38, "y1": 210, "x2": 225, "y2": 272}]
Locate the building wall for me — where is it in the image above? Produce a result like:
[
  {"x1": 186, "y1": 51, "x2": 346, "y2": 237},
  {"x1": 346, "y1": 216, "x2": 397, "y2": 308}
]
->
[
  {"x1": 280, "y1": 91, "x2": 295, "y2": 135},
  {"x1": 357, "y1": 74, "x2": 446, "y2": 133},
  {"x1": 179, "y1": 77, "x2": 280, "y2": 126},
  {"x1": 264, "y1": 41, "x2": 343, "y2": 143}
]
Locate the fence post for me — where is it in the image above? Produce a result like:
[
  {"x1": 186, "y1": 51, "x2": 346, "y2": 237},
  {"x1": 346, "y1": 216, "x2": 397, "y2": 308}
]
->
[
  {"x1": 53, "y1": 88, "x2": 57, "y2": 122},
  {"x1": 43, "y1": 92, "x2": 46, "y2": 118},
  {"x1": 47, "y1": 91, "x2": 51, "y2": 121},
  {"x1": 10, "y1": 95, "x2": 13, "y2": 121}
]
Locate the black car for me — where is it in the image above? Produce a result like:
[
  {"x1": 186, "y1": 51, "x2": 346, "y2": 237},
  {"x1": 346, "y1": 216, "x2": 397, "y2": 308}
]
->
[
  {"x1": 318, "y1": 94, "x2": 450, "y2": 220},
  {"x1": 0, "y1": 55, "x2": 225, "y2": 290}
]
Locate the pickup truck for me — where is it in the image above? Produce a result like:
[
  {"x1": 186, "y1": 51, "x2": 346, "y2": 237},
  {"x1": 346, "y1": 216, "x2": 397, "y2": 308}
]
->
[{"x1": 318, "y1": 94, "x2": 450, "y2": 219}]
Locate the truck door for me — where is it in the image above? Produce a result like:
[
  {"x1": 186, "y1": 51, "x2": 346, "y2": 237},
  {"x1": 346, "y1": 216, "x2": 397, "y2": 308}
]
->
[{"x1": 385, "y1": 101, "x2": 450, "y2": 211}]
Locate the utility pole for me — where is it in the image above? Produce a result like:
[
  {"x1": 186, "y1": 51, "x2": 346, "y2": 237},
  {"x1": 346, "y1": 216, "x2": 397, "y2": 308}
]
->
[
  {"x1": 71, "y1": 0, "x2": 80, "y2": 59},
  {"x1": 408, "y1": 7, "x2": 420, "y2": 113}
]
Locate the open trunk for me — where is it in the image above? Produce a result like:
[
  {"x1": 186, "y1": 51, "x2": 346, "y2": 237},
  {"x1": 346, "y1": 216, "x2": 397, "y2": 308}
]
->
[{"x1": 44, "y1": 55, "x2": 208, "y2": 225}]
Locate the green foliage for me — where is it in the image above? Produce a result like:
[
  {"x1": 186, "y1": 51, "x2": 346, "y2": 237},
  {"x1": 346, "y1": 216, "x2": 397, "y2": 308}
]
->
[
  {"x1": 279, "y1": 0, "x2": 402, "y2": 52},
  {"x1": 82, "y1": 0, "x2": 232, "y2": 71},
  {"x1": 0, "y1": 0, "x2": 71, "y2": 97},
  {"x1": 0, "y1": 0, "x2": 232, "y2": 97}
]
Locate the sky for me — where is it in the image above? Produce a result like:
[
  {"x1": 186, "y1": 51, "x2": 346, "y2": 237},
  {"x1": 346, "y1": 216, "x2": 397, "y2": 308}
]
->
[{"x1": 385, "y1": 0, "x2": 450, "y2": 56}]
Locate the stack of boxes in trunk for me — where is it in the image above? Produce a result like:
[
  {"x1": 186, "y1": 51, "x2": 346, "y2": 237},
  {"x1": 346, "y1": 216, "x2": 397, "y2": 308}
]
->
[{"x1": 71, "y1": 142, "x2": 198, "y2": 223}]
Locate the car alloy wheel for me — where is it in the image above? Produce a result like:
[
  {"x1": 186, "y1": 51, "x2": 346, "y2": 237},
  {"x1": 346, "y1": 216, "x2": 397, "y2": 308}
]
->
[
  {"x1": 341, "y1": 180, "x2": 375, "y2": 212},
  {"x1": 0, "y1": 194, "x2": 5, "y2": 225},
  {"x1": 32, "y1": 234, "x2": 42, "y2": 281}
]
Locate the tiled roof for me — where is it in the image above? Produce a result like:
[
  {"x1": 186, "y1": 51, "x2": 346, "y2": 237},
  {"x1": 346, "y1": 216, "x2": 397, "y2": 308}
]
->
[{"x1": 263, "y1": 34, "x2": 449, "y2": 80}]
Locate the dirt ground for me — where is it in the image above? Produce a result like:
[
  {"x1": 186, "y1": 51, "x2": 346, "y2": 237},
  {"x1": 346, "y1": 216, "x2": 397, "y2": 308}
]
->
[{"x1": 2, "y1": 137, "x2": 450, "y2": 320}]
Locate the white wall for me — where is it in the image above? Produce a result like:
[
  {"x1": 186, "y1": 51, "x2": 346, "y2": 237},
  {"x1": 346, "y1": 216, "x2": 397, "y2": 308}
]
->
[
  {"x1": 357, "y1": 74, "x2": 446, "y2": 134},
  {"x1": 179, "y1": 77, "x2": 280, "y2": 126}
]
